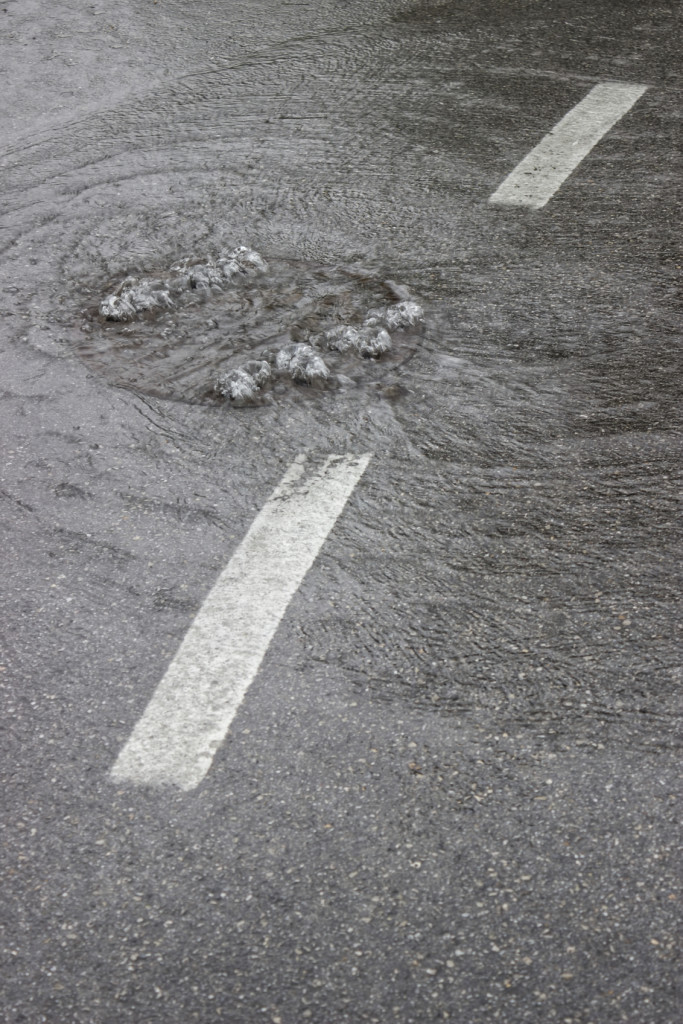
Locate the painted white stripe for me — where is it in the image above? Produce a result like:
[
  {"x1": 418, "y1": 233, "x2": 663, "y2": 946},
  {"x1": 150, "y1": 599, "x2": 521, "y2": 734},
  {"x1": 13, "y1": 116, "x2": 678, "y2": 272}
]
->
[
  {"x1": 111, "y1": 452, "x2": 371, "y2": 791},
  {"x1": 489, "y1": 82, "x2": 648, "y2": 209}
]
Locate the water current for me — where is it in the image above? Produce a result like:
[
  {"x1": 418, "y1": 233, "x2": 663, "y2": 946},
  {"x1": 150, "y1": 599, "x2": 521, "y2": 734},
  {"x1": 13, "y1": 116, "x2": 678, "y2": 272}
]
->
[{"x1": 0, "y1": 0, "x2": 679, "y2": 745}]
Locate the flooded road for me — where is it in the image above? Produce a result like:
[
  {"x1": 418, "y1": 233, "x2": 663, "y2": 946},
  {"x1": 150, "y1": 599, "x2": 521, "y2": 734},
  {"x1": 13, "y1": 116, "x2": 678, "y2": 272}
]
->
[{"x1": 1, "y1": 2, "x2": 680, "y2": 1022}]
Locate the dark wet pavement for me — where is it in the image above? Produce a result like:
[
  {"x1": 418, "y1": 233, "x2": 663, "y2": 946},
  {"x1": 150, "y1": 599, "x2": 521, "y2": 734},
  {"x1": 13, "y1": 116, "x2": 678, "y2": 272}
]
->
[{"x1": 1, "y1": 2, "x2": 680, "y2": 1022}]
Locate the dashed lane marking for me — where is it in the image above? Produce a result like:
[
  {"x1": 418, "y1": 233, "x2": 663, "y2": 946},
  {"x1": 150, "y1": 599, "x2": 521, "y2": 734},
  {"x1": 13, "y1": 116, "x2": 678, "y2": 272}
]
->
[
  {"x1": 110, "y1": 452, "x2": 372, "y2": 791},
  {"x1": 489, "y1": 81, "x2": 649, "y2": 209}
]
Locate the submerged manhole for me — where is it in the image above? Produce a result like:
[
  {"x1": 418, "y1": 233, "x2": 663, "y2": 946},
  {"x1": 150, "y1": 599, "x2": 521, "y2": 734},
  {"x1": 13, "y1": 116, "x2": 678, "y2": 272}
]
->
[{"x1": 79, "y1": 248, "x2": 424, "y2": 405}]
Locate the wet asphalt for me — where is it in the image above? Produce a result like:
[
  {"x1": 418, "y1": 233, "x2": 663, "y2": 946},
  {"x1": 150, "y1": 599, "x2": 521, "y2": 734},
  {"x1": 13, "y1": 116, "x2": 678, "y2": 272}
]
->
[{"x1": 0, "y1": 1, "x2": 681, "y2": 1022}]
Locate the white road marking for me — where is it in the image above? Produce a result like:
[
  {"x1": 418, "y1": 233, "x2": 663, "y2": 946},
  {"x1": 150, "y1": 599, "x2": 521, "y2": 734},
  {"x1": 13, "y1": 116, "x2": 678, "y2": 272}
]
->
[
  {"x1": 110, "y1": 452, "x2": 371, "y2": 791},
  {"x1": 489, "y1": 82, "x2": 649, "y2": 209}
]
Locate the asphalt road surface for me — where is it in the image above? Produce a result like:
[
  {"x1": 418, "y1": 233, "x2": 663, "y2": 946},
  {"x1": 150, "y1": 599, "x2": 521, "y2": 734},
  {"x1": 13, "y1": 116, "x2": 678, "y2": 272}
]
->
[{"x1": 1, "y1": 2, "x2": 681, "y2": 1022}]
